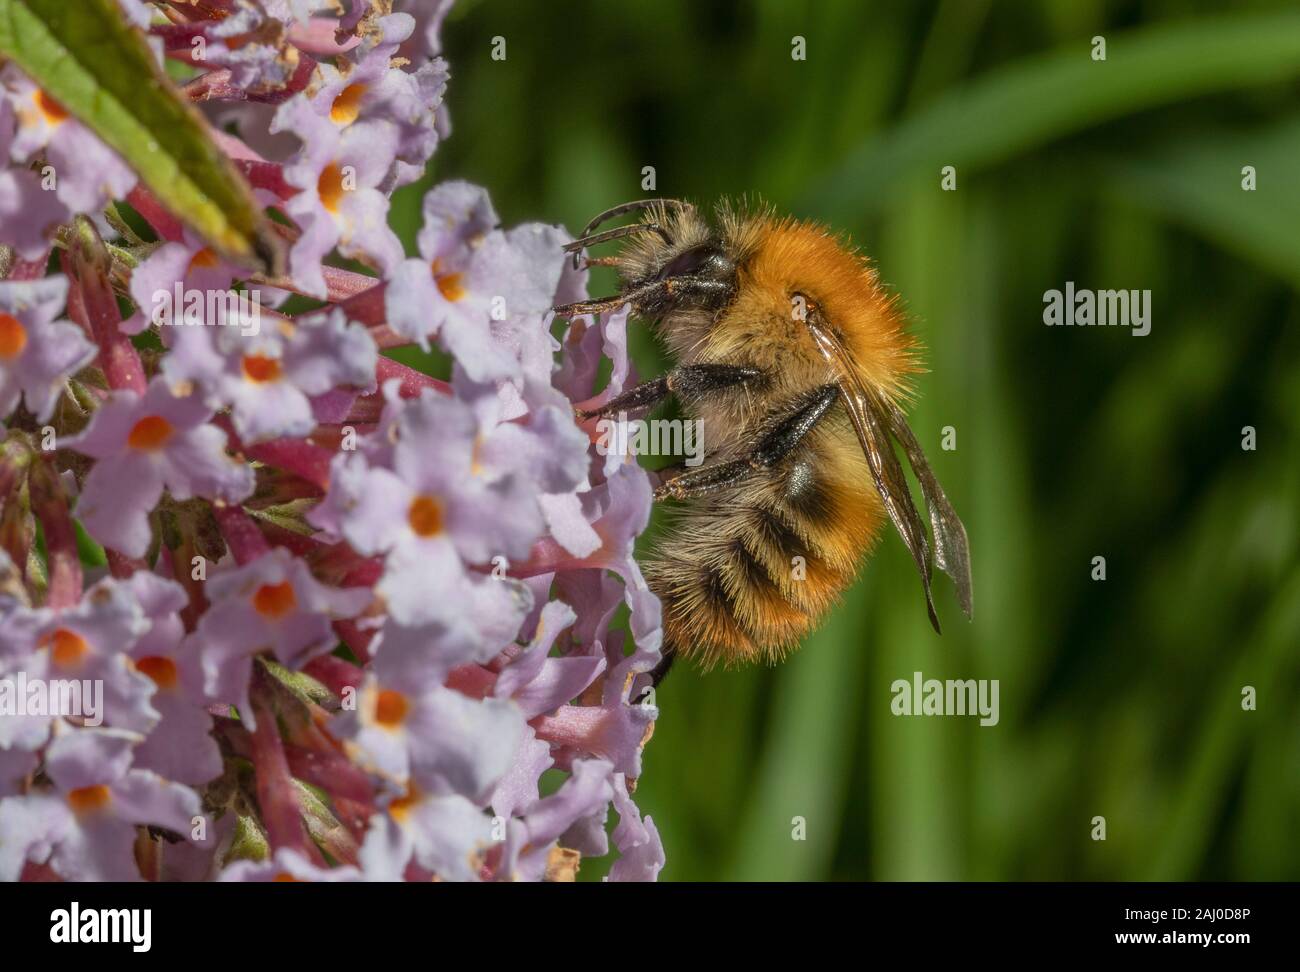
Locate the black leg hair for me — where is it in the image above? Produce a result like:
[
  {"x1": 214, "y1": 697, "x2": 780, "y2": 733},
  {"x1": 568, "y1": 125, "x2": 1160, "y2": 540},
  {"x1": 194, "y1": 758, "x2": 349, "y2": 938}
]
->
[
  {"x1": 654, "y1": 384, "x2": 839, "y2": 502},
  {"x1": 642, "y1": 647, "x2": 677, "y2": 698},
  {"x1": 576, "y1": 363, "x2": 765, "y2": 420}
]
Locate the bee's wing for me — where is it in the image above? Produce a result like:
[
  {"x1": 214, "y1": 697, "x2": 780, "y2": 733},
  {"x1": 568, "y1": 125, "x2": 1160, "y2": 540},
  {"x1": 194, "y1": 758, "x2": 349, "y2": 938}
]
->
[
  {"x1": 805, "y1": 314, "x2": 973, "y2": 631},
  {"x1": 879, "y1": 394, "x2": 973, "y2": 620}
]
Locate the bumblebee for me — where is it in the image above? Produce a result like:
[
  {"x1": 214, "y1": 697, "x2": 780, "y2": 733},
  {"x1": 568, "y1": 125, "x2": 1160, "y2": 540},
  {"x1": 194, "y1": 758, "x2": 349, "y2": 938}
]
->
[{"x1": 556, "y1": 199, "x2": 972, "y2": 686}]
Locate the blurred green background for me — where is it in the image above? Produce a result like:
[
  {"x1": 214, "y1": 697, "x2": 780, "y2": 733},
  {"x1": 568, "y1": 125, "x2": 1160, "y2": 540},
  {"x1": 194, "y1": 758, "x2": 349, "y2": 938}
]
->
[{"x1": 404, "y1": 0, "x2": 1300, "y2": 880}]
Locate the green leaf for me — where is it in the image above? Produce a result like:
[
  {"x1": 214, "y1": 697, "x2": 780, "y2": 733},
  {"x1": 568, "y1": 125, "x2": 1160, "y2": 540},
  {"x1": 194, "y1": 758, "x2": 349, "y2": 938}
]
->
[
  {"x1": 0, "y1": 0, "x2": 281, "y2": 272},
  {"x1": 803, "y1": 11, "x2": 1300, "y2": 215},
  {"x1": 1106, "y1": 116, "x2": 1300, "y2": 292}
]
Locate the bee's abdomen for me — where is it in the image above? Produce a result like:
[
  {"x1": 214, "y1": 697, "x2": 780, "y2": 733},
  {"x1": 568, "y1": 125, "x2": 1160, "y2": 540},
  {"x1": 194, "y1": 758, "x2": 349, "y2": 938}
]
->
[{"x1": 644, "y1": 450, "x2": 881, "y2": 669}]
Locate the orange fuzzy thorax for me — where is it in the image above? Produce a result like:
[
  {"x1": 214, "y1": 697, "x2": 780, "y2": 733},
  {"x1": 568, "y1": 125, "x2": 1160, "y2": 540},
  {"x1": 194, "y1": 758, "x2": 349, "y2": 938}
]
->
[{"x1": 726, "y1": 216, "x2": 918, "y2": 401}]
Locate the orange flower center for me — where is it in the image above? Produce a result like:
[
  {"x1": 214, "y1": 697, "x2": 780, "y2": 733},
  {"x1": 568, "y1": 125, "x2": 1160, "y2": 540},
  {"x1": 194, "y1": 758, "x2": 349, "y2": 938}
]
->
[
  {"x1": 135, "y1": 656, "x2": 179, "y2": 689},
  {"x1": 67, "y1": 784, "x2": 112, "y2": 815},
  {"x1": 242, "y1": 354, "x2": 282, "y2": 383},
  {"x1": 389, "y1": 786, "x2": 419, "y2": 823},
  {"x1": 273, "y1": 872, "x2": 301, "y2": 882},
  {"x1": 36, "y1": 89, "x2": 69, "y2": 125},
  {"x1": 318, "y1": 163, "x2": 346, "y2": 213},
  {"x1": 45, "y1": 628, "x2": 90, "y2": 668},
  {"x1": 330, "y1": 83, "x2": 368, "y2": 125},
  {"x1": 127, "y1": 415, "x2": 174, "y2": 451},
  {"x1": 431, "y1": 259, "x2": 466, "y2": 302},
  {"x1": 0, "y1": 313, "x2": 27, "y2": 360},
  {"x1": 407, "y1": 495, "x2": 444, "y2": 538},
  {"x1": 188, "y1": 247, "x2": 220, "y2": 272},
  {"x1": 253, "y1": 581, "x2": 297, "y2": 619},
  {"x1": 374, "y1": 689, "x2": 409, "y2": 728}
]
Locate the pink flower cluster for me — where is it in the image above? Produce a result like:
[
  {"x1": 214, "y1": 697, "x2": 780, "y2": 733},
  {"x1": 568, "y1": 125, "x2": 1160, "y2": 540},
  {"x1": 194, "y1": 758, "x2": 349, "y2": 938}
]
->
[{"x1": 0, "y1": 0, "x2": 664, "y2": 882}]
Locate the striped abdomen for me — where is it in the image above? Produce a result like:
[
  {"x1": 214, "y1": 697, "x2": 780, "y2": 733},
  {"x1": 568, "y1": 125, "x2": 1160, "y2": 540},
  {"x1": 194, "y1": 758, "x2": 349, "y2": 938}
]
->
[{"x1": 643, "y1": 421, "x2": 883, "y2": 669}]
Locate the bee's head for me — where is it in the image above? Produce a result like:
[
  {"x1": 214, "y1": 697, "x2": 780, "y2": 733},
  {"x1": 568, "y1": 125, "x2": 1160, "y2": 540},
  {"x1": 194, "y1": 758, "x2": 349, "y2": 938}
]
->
[{"x1": 558, "y1": 200, "x2": 742, "y2": 320}]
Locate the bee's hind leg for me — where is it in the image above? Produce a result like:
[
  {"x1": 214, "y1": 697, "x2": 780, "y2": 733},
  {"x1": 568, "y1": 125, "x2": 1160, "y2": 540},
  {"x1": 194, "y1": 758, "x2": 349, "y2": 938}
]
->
[
  {"x1": 633, "y1": 645, "x2": 677, "y2": 703},
  {"x1": 654, "y1": 383, "x2": 839, "y2": 502}
]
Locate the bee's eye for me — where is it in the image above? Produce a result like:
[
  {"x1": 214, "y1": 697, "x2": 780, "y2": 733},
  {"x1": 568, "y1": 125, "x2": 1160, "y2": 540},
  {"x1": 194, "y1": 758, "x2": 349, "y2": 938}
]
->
[{"x1": 658, "y1": 245, "x2": 732, "y2": 281}]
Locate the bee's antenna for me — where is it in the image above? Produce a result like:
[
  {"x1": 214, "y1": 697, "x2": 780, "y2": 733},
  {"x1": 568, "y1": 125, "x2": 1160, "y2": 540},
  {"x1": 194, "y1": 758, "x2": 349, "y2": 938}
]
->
[
  {"x1": 562, "y1": 223, "x2": 670, "y2": 269},
  {"x1": 566, "y1": 198, "x2": 694, "y2": 269},
  {"x1": 579, "y1": 198, "x2": 692, "y2": 238}
]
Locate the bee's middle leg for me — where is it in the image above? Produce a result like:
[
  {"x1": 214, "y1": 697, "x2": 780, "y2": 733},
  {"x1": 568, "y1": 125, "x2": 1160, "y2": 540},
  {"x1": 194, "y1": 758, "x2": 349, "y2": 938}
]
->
[{"x1": 577, "y1": 363, "x2": 764, "y2": 420}]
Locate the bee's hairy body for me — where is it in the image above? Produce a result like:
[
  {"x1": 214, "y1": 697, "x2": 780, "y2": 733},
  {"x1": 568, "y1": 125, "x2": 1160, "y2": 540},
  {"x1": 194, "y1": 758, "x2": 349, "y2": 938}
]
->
[
  {"x1": 647, "y1": 412, "x2": 883, "y2": 669},
  {"x1": 557, "y1": 200, "x2": 970, "y2": 682}
]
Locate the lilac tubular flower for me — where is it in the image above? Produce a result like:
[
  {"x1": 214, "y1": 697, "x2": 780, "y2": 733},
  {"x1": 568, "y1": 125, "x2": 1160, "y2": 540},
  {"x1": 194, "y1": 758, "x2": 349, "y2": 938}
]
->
[
  {"x1": 488, "y1": 727, "x2": 553, "y2": 821},
  {"x1": 0, "y1": 743, "x2": 38, "y2": 800},
  {"x1": 162, "y1": 306, "x2": 377, "y2": 443},
  {"x1": 497, "y1": 757, "x2": 615, "y2": 882},
  {"x1": 385, "y1": 181, "x2": 572, "y2": 383},
  {"x1": 335, "y1": 623, "x2": 525, "y2": 800},
  {"x1": 608, "y1": 773, "x2": 665, "y2": 882},
  {"x1": 397, "y1": 0, "x2": 456, "y2": 59},
  {"x1": 122, "y1": 573, "x2": 224, "y2": 786},
  {"x1": 1, "y1": 578, "x2": 160, "y2": 739},
  {"x1": 193, "y1": 547, "x2": 371, "y2": 727},
  {"x1": 310, "y1": 12, "x2": 448, "y2": 188},
  {"x1": 0, "y1": 726, "x2": 200, "y2": 881},
  {"x1": 125, "y1": 231, "x2": 242, "y2": 336},
  {"x1": 493, "y1": 600, "x2": 605, "y2": 720},
  {"x1": 310, "y1": 387, "x2": 545, "y2": 627},
  {"x1": 552, "y1": 460, "x2": 663, "y2": 664},
  {"x1": 0, "y1": 594, "x2": 51, "y2": 798},
  {"x1": 358, "y1": 789, "x2": 493, "y2": 882},
  {"x1": 0, "y1": 97, "x2": 69, "y2": 260},
  {"x1": 64, "y1": 377, "x2": 255, "y2": 558},
  {"x1": 1, "y1": 66, "x2": 136, "y2": 216},
  {"x1": 0, "y1": 277, "x2": 96, "y2": 423},
  {"x1": 273, "y1": 96, "x2": 405, "y2": 298},
  {"x1": 204, "y1": 2, "x2": 299, "y2": 92}
]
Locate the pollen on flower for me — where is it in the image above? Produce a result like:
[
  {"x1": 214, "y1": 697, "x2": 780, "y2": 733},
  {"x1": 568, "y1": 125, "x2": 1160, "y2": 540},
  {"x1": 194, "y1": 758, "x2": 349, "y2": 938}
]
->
[
  {"x1": 431, "y1": 259, "x2": 466, "y2": 302},
  {"x1": 45, "y1": 628, "x2": 90, "y2": 668},
  {"x1": 67, "y1": 784, "x2": 112, "y2": 815},
  {"x1": 374, "y1": 688, "x2": 409, "y2": 728},
  {"x1": 253, "y1": 581, "x2": 297, "y2": 619},
  {"x1": 188, "y1": 247, "x2": 221, "y2": 272},
  {"x1": 273, "y1": 872, "x2": 302, "y2": 882},
  {"x1": 407, "y1": 494, "x2": 444, "y2": 537},
  {"x1": 242, "y1": 354, "x2": 283, "y2": 383},
  {"x1": 330, "y1": 83, "x2": 368, "y2": 125},
  {"x1": 470, "y1": 435, "x2": 485, "y2": 476},
  {"x1": 318, "y1": 163, "x2": 347, "y2": 213},
  {"x1": 35, "y1": 89, "x2": 69, "y2": 125},
  {"x1": 127, "y1": 415, "x2": 175, "y2": 451},
  {"x1": 388, "y1": 786, "x2": 420, "y2": 824},
  {"x1": 0, "y1": 313, "x2": 27, "y2": 359},
  {"x1": 135, "y1": 655, "x2": 179, "y2": 689}
]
